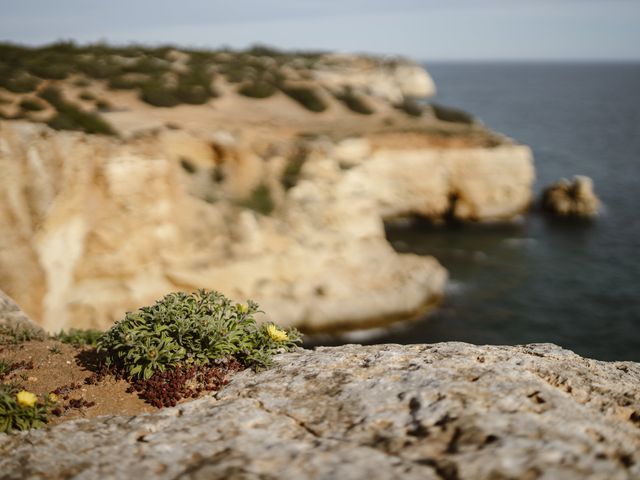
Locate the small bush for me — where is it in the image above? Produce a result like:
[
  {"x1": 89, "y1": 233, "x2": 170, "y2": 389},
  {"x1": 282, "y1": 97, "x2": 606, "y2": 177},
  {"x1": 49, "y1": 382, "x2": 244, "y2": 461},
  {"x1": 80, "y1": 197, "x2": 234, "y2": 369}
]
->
[
  {"x1": 335, "y1": 88, "x2": 374, "y2": 115},
  {"x1": 37, "y1": 86, "x2": 65, "y2": 106},
  {"x1": 280, "y1": 84, "x2": 327, "y2": 112},
  {"x1": 19, "y1": 97, "x2": 46, "y2": 111},
  {"x1": 139, "y1": 80, "x2": 180, "y2": 107},
  {"x1": 238, "y1": 79, "x2": 276, "y2": 99},
  {"x1": 108, "y1": 75, "x2": 144, "y2": 90},
  {"x1": 39, "y1": 86, "x2": 116, "y2": 135},
  {"x1": 54, "y1": 328, "x2": 103, "y2": 347},
  {"x1": 123, "y1": 56, "x2": 168, "y2": 76},
  {"x1": 395, "y1": 98, "x2": 424, "y2": 117},
  {"x1": 73, "y1": 78, "x2": 91, "y2": 88},
  {"x1": 0, "y1": 323, "x2": 45, "y2": 345},
  {"x1": 431, "y1": 103, "x2": 474, "y2": 124},
  {"x1": 75, "y1": 57, "x2": 121, "y2": 79},
  {"x1": 26, "y1": 56, "x2": 71, "y2": 80},
  {"x1": 0, "y1": 72, "x2": 40, "y2": 93},
  {"x1": 240, "y1": 184, "x2": 275, "y2": 215},
  {"x1": 180, "y1": 157, "x2": 197, "y2": 174},
  {"x1": 282, "y1": 146, "x2": 307, "y2": 190},
  {"x1": 95, "y1": 99, "x2": 112, "y2": 111},
  {"x1": 78, "y1": 91, "x2": 95, "y2": 101},
  {"x1": 97, "y1": 290, "x2": 301, "y2": 380},
  {"x1": 48, "y1": 109, "x2": 116, "y2": 135},
  {"x1": 174, "y1": 67, "x2": 217, "y2": 105}
]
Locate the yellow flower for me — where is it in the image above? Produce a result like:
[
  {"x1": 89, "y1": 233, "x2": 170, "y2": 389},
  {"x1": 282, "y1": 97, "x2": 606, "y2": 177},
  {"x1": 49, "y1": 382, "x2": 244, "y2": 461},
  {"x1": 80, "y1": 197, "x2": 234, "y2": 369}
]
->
[
  {"x1": 16, "y1": 390, "x2": 38, "y2": 408},
  {"x1": 267, "y1": 324, "x2": 288, "y2": 342},
  {"x1": 48, "y1": 393, "x2": 59, "y2": 403},
  {"x1": 238, "y1": 303, "x2": 249, "y2": 314}
]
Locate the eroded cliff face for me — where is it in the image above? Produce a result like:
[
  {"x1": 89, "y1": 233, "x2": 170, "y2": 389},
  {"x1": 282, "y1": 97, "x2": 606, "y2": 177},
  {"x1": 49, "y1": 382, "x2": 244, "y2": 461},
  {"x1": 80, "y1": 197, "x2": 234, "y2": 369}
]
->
[
  {"x1": 311, "y1": 54, "x2": 436, "y2": 103},
  {"x1": 1, "y1": 343, "x2": 638, "y2": 479},
  {"x1": 0, "y1": 120, "x2": 533, "y2": 333}
]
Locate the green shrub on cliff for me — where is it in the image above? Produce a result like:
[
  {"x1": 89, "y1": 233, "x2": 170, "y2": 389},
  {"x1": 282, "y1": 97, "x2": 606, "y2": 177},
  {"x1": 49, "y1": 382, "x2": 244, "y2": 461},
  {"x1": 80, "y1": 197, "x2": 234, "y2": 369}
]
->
[
  {"x1": 97, "y1": 290, "x2": 301, "y2": 380},
  {"x1": 239, "y1": 183, "x2": 275, "y2": 215},
  {"x1": 280, "y1": 84, "x2": 327, "y2": 112},
  {"x1": 139, "y1": 80, "x2": 180, "y2": 107},
  {"x1": 238, "y1": 79, "x2": 276, "y2": 99},
  {"x1": 335, "y1": 87, "x2": 374, "y2": 115},
  {"x1": 0, "y1": 71, "x2": 40, "y2": 93},
  {"x1": 38, "y1": 86, "x2": 116, "y2": 135},
  {"x1": 430, "y1": 103, "x2": 474, "y2": 124},
  {"x1": 395, "y1": 98, "x2": 424, "y2": 117},
  {"x1": 54, "y1": 328, "x2": 103, "y2": 347},
  {"x1": 19, "y1": 97, "x2": 46, "y2": 112}
]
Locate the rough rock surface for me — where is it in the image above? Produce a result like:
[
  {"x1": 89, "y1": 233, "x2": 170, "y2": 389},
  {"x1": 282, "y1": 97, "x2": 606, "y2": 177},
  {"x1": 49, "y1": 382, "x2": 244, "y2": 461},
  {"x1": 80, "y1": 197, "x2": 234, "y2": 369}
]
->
[
  {"x1": 312, "y1": 54, "x2": 436, "y2": 103},
  {"x1": 0, "y1": 288, "x2": 43, "y2": 332},
  {"x1": 542, "y1": 175, "x2": 600, "y2": 218},
  {"x1": 1, "y1": 343, "x2": 638, "y2": 479}
]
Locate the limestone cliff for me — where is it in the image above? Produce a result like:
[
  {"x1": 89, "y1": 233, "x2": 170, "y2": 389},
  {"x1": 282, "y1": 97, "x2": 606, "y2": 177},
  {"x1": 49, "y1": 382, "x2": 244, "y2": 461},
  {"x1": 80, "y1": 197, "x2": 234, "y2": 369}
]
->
[
  {"x1": 0, "y1": 117, "x2": 535, "y2": 333},
  {"x1": 1, "y1": 343, "x2": 638, "y2": 479},
  {"x1": 311, "y1": 53, "x2": 436, "y2": 103}
]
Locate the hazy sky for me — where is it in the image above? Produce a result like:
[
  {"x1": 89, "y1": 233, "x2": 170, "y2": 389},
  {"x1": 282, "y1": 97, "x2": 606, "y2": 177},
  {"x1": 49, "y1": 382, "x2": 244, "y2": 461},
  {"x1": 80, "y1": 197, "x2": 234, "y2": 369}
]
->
[{"x1": 1, "y1": 0, "x2": 639, "y2": 61}]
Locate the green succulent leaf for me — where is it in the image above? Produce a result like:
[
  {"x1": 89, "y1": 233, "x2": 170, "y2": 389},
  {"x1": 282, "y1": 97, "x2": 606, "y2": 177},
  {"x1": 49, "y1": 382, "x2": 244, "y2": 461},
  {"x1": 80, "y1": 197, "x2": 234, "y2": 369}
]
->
[{"x1": 96, "y1": 289, "x2": 302, "y2": 380}]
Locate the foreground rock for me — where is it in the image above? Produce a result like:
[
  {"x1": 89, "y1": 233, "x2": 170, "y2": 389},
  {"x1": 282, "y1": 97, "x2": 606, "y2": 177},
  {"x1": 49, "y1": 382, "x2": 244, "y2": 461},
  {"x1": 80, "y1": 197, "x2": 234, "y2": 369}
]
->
[
  {"x1": 0, "y1": 289, "x2": 43, "y2": 333},
  {"x1": 1, "y1": 343, "x2": 638, "y2": 479},
  {"x1": 542, "y1": 175, "x2": 600, "y2": 218}
]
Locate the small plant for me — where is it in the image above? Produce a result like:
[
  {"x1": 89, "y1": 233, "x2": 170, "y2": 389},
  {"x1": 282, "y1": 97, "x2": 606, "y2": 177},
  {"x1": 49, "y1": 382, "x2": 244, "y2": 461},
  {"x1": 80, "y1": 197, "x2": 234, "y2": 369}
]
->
[
  {"x1": 430, "y1": 103, "x2": 474, "y2": 124},
  {"x1": 95, "y1": 99, "x2": 112, "y2": 111},
  {"x1": 0, "y1": 72, "x2": 40, "y2": 93},
  {"x1": 0, "y1": 359, "x2": 11, "y2": 378},
  {"x1": 139, "y1": 80, "x2": 180, "y2": 107},
  {"x1": 335, "y1": 88, "x2": 374, "y2": 115},
  {"x1": 240, "y1": 183, "x2": 275, "y2": 215},
  {"x1": 54, "y1": 328, "x2": 102, "y2": 347},
  {"x1": 108, "y1": 75, "x2": 145, "y2": 90},
  {"x1": 47, "y1": 108, "x2": 116, "y2": 135},
  {"x1": 180, "y1": 157, "x2": 197, "y2": 174},
  {"x1": 0, "y1": 323, "x2": 45, "y2": 345},
  {"x1": 73, "y1": 78, "x2": 91, "y2": 88},
  {"x1": 238, "y1": 79, "x2": 276, "y2": 99},
  {"x1": 281, "y1": 146, "x2": 307, "y2": 190},
  {"x1": 97, "y1": 290, "x2": 301, "y2": 381},
  {"x1": 19, "y1": 97, "x2": 46, "y2": 112},
  {"x1": 0, "y1": 385, "x2": 57, "y2": 433},
  {"x1": 395, "y1": 98, "x2": 424, "y2": 117},
  {"x1": 174, "y1": 67, "x2": 217, "y2": 105},
  {"x1": 280, "y1": 84, "x2": 327, "y2": 112},
  {"x1": 78, "y1": 91, "x2": 96, "y2": 101},
  {"x1": 48, "y1": 345, "x2": 62, "y2": 354},
  {"x1": 39, "y1": 86, "x2": 116, "y2": 135}
]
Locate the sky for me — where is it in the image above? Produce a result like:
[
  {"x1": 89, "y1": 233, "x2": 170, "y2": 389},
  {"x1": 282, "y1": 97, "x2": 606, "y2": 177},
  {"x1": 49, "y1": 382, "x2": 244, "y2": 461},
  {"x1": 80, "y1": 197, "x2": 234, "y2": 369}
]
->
[{"x1": 1, "y1": 0, "x2": 639, "y2": 61}]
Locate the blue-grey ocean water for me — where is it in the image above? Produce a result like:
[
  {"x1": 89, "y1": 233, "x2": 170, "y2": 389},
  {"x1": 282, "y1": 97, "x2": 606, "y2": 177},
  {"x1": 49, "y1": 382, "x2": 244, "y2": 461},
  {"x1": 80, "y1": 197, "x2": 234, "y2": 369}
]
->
[{"x1": 378, "y1": 62, "x2": 640, "y2": 361}]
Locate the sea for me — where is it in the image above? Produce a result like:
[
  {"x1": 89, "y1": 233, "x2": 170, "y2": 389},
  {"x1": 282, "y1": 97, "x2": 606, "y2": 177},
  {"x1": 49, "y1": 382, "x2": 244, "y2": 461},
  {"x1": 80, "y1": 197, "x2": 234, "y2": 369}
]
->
[{"x1": 355, "y1": 62, "x2": 640, "y2": 361}]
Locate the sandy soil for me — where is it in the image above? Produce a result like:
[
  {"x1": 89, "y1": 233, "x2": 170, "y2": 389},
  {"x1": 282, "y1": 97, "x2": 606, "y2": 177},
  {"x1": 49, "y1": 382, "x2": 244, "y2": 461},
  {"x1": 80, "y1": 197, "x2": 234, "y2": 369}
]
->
[{"x1": 0, "y1": 337, "x2": 239, "y2": 427}]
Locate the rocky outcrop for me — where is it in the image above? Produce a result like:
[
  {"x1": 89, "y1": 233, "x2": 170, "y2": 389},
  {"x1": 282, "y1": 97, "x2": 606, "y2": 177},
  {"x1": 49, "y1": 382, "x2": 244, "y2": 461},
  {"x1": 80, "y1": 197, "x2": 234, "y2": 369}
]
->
[
  {"x1": 1, "y1": 343, "x2": 638, "y2": 479},
  {"x1": 316, "y1": 140, "x2": 534, "y2": 222},
  {"x1": 0, "y1": 289, "x2": 43, "y2": 333},
  {"x1": 0, "y1": 118, "x2": 534, "y2": 333},
  {"x1": 542, "y1": 175, "x2": 600, "y2": 218},
  {"x1": 312, "y1": 54, "x2": 436, "y2": 103},
  {"x1": 0, "y1": 122, "x2": 448, "y2": 332}
]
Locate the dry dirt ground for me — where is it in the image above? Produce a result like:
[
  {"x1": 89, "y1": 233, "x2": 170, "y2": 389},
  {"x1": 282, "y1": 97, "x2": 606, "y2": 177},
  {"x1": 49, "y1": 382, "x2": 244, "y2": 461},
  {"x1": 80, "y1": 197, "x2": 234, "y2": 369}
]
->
[{"x1": 0, "y1": 337, "x2": 240, "y2": 428}]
